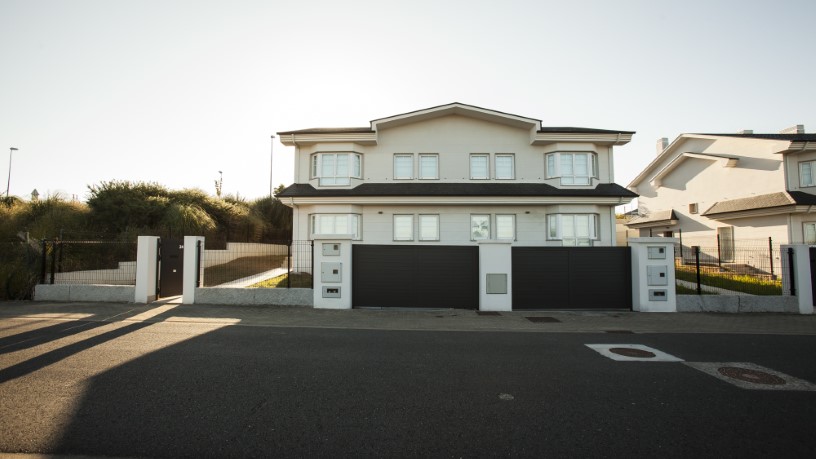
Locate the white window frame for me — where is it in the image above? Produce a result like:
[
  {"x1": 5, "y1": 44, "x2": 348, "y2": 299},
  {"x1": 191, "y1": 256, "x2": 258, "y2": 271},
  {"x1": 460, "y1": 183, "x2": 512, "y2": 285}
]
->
[
  {"x1": 495, "y1": 154, "x2": 515, "y2": 180},
  {"x1": 418, "y1": 214, "x2": 440, "y2": 241},
  {"x1": 545, "y1": 152, "x2": 598, "y2": 186},
  {"x1": 311, "y1": 153, "x2": 361, "y2": 186},
  {"x1": 495, "y1": 214, "x2": 516, "y2": 241},
  {"x1": 394, "y1": 154, "x2": 414, "y2": 180},
  {"x1": 805, "y1": 222, "x2": 816, "y2": 244},
  {"x1": 393, "y1": 214, "x2": 414, "y2": 241},
  {"x1": 418, "y1": 154, "x2": 439, "y2": 180},
  {"x1": 470, "y1": 154, "x2": 490, "y2": 180},
  {"x1": 470, "y1": 214, "x2": 491, "y2": 240},
  {"x1": 310, "y1": 214, "x2": 362, "y2": 240},
  {"x1": 800, "y1": 161, "x2": 816, "y2": 187},
  {"x1": 547, "y1": 214, "x2": 598, "y2": 246}
]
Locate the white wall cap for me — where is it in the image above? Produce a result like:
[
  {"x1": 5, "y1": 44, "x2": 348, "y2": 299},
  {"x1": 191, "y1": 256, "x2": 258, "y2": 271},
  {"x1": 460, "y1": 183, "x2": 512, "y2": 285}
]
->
[
  {"x1": 477, "y1": 240, "x2": 514, "y2": 245},
  {"x1": 312, "y1": 234, "x2": 355, "y2": 241},
  {"x1": 628, "y1": 237, "x2": 679, "y2": 244}
]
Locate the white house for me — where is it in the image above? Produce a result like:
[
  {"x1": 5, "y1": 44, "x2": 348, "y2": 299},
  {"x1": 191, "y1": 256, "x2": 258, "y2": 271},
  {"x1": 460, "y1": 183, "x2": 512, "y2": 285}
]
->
[
  {"x1": 277, "y1": 103, "x2": 636, "y2": 246},
  {"x1": 627, "y1": 128, "x2": 816, "y2": 251}
]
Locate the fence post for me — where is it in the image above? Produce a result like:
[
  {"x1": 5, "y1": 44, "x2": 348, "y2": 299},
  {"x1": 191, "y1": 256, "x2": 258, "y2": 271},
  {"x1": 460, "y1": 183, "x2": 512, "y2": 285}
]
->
[
  {"x1": 769, "y1": 237, "x2": 775, "y2": 279},
  {"x1": 57, "y1": 238, "x2": 64, "y2": 273},
  {"x1": 40, "y1": 239, "x2": 47, "y2": 284},
  {"x1": 678, "y1": 228, "x2": 683, "y2": 261},
  {"x1": 694, "y1": 245, "x2": 702, "y2": 295},
  {"x1": 787, "y1": 247, "x2": 796, "y2": 296},
  {"x1": 49, "y1": 241, "x2": 57, "y2": 284},
  {"x1": 716, "y1": 234, "x2": 722, "y2": 269},
  {"x1": 310, "y1": 240, "x2": 315, "y2": 289},
  {"x1": 196, "y1": 240, "x2": 202, "y2": 287},
  {"x1": 287, "y1": 241, "x2": 292, "y2": 289}
]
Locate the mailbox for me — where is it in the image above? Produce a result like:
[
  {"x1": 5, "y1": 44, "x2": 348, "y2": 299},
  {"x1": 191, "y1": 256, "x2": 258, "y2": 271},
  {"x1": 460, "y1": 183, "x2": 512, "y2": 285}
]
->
[
  {"x1": 322, "y1": 286, "x2": 341, "y2": 298},
  {"x1": 486, "y1": 273, "x2": 508, "y2": 294},
  {"x1": 649, "y1": 289, "x2": 667, "y2": 301},
  {"x1": 647, "y1": 266, "x2": 668, "y2": 286},
  {"x1": 648, "y1": 246, "x2": 666, "y2": 259},
  {"x1": 321, "y1": 262, "x2": 342, "y2": 283},
  {"x1": 322, "y1": 243, "x2": 341, "y2": 256}
]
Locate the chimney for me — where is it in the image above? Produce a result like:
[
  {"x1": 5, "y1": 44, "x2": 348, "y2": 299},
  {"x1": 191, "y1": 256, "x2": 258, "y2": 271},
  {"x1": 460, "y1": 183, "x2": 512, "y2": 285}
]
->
[
  {"x1": 780, "y1": 124, "x2": 805, "y2": 134},
  {"x1": 656, "y1": 137, "x2": 669, "y2": 155},
  {"x1": 737, "y1": 129, "x2": 753, "y2": 134}
]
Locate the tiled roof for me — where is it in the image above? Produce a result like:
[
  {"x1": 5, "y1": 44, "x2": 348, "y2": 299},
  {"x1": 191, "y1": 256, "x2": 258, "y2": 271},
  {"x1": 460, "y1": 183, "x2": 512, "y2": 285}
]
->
[
  {"x1": 627, "y1": 209, "x2": 678, "y2": 226},
  {"x1": 278, "y1": 182, "x2": 638, "y2": 198},
  {"x1": 703, "y1": 191, "x2": 816, "y2": 215}
]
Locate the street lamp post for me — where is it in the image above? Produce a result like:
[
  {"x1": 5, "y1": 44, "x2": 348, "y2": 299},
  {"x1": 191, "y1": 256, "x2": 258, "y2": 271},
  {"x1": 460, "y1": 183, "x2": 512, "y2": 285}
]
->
[
  {"x1": 269, "y1": 135, "x2": 275, "y2": 198},
  {"x1": 6, "y1": 147, "x2": 18, "y2": 200}
]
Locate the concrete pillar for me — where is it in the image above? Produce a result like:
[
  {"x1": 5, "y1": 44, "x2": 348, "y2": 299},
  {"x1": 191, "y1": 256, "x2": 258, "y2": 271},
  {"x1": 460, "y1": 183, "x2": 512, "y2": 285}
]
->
[
  {"x1": 781, "y1": 245, "x2": 814, "y2": 314},
  {"x1": 182, "y1": 236, "x2": 205, "y2": 304},
  {"x1": 313, "y1": 236, "x2": 353, "y2": 309},
  {"x1": 478, "y1": 241, "x2": 512, "y2": 311},
  {"x1": 135, "y1": 236, "x2": 160, "y2": 303},
  {"x1": 629, "y1": 237, "x2": 677, "y2": 312}
]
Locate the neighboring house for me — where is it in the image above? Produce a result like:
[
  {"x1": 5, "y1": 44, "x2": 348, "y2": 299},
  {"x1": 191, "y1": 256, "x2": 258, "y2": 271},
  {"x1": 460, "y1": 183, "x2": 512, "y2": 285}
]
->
[
  {"x1": 277, "y1": 102, "x2": 636, "y2": 247},
  {"x1": 626, "y1": 127, "x2": 816, "y2": 251}
]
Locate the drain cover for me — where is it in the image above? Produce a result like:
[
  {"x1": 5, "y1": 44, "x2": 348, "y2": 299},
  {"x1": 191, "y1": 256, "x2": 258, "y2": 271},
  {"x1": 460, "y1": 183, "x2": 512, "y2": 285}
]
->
[
  {"x1": 609, "y1": 347, "x2": 656, "y2": 358},
  {"x1": 526, "y1": 316, "x2": 560, "y2": 323},
  {"x1": 718, "y1": 366, "x2": 786, "y2": 385}
]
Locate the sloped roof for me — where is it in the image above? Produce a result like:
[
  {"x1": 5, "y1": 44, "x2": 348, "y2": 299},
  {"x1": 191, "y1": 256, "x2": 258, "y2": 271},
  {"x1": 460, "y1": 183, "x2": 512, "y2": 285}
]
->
[
  {"x1": 627, "y1": 209, "x2": 678, "y2": 227},
  {"x1": 278, "y1": 182, "x2": 637, "y2": 198},
  {"x1": 692, "y1": 133, "x2": 816, "y2": 142},
  {"x1": 703, "y1": 191, "x2": 816, "y2": 216}
]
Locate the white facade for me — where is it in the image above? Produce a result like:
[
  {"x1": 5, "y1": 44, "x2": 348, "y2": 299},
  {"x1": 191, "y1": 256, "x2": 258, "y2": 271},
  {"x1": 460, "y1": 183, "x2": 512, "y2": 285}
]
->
[
  {"x1": 279, "y1": 103, "x2": 636, "y2": 246},
  {"x1": 628, "y1": 131, "x2": 816, "y2": 244}
]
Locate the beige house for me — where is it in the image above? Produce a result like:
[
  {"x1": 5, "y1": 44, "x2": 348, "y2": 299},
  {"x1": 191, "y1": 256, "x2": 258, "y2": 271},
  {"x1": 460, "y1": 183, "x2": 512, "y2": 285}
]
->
[
  {"x1": 277, "y1": 103, "x2": 637, "y2": 246},
  {"x1": 627, "y1": 128, "x2": 816, "y2": 250}
]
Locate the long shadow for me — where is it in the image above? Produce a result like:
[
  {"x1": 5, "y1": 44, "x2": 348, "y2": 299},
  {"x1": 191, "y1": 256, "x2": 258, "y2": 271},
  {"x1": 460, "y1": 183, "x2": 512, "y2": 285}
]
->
[{"x1": 0, "y1": 320, "x2": 111, "y2": 355}]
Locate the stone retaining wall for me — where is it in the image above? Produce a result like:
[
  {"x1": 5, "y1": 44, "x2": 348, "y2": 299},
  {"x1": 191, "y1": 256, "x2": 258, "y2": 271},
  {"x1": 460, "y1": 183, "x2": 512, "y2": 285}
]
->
[{"x1": 677, "y1": 294, "x2": 798, "y2": 313}]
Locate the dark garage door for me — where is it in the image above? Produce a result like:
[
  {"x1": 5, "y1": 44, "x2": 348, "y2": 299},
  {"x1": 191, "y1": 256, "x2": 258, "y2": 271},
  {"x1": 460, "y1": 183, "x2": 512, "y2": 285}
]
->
[
  {"x1": 353, "y1": 245, "x2": 478, "y2": 309},
  {"x1": 512, "y1": 247, "x2": 631, "y2": 310}
]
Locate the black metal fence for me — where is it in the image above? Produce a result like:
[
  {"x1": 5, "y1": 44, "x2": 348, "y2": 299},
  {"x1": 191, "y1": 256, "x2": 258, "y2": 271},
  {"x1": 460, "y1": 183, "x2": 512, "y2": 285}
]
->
[
  {"x1": 674, "y1": 237, "x2": 789, "y2": 295},
  {"x1": 199, "y1": 240, "x2": 313, "y2": 288},
  {"x1": 39, "y1": 240, "x2": 138, "y2": 285}
]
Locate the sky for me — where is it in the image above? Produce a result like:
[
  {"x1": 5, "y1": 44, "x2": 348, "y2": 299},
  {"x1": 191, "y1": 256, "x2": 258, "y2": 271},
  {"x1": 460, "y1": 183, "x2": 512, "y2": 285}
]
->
[{"x1": 1, "y1": 0, "x2": 815, "y2": 209}]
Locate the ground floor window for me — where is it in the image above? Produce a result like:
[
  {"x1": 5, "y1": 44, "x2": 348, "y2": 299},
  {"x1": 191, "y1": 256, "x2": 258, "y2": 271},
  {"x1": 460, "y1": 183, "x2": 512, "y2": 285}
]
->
[
  {"x1": 547, "y1": 214, "x2": 598, "y2": 246},
  {"x1": 393, "y1": 215, "x2": 414, "y2": 241},
  {"x1": 310, "y1": 214, "x2": 361, "y2": 240},
  {"x1": 418, "y1": 215, "x2": 440, "y2": 241},
  {"x1": 471, "y1": 214, "x2": 491, "y2": 240}
]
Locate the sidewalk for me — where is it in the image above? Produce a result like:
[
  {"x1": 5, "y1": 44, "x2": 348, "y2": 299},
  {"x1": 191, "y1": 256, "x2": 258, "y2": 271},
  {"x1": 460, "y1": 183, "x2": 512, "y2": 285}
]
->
[{"x1": 1, "y1": 300, "x2": 815, "y2": 335}]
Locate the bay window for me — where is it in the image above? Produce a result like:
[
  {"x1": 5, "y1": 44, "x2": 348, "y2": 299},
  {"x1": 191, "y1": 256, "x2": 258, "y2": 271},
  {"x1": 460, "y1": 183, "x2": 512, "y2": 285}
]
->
[
  {"x1": 547, "y1": 214, "x2": 598, "y2": 246},
  {"x1": 546, "y1": 152, "x2": 597, "y2": 185},
  {"x1": 311, "y1": 153, "x2": 361, "y2": 186},
  {"x1": 310, "y1": 214, "x2": 361, "y2": 240},
  {"x1": 800, "y1": 161, "x2": 816, "y2": 187}
]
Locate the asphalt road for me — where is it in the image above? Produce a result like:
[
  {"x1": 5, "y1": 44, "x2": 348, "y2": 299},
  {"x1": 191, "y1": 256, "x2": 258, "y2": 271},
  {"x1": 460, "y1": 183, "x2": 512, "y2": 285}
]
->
[{"x1": 1, "y1": 317, "x2": 815, "y2": 458}]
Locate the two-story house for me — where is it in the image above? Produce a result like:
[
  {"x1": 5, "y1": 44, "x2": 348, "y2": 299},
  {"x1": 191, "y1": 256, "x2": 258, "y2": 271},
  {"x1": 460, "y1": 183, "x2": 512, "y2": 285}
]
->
[
  {"x1": 626, "y1": 128, "x2": 816, "y2": 257},
  {"x1": 275, "y1": 103, "x2": 637, "y2": 310}
]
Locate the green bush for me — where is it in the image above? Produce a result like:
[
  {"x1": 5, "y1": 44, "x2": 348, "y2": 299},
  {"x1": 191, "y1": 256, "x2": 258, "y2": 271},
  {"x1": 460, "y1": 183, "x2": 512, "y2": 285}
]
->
[{"x1": 0, "y1": 243, "x2": 41, "y2": 300}]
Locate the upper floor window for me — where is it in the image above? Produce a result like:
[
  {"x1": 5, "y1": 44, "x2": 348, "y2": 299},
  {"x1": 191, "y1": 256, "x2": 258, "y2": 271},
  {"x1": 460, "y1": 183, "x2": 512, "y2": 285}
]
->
[
  {"x1": 470, "y1": 154, "x2": 489, "y2": 180},
  {"x1": 546, "y1": 152, "x2": 597, "y2": 185},
  {"x1": 495, "y1": 154, "x2": 515, "y2": 180},
  {"x1": 310, "y1": 214, "x2": 361, "y2": 240},
  {"x1": 394, "y1": 154, "x2": 414, "y2": 179},
  {"x1": 311, "y1": 153, "x2": 361, "y2": 186},
  {"x1": 419, "y1": 154, "x2": 439, "y2": 180},
  {"x1": 800, "y1": 161, "x2": 816, "y2": 187},
  {"x1": 547, "y1": 214, "x2": 598, "y2": 246}
]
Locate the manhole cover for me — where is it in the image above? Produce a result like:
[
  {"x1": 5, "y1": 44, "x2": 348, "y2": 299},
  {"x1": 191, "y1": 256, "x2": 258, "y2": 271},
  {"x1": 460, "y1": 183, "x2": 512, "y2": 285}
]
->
[
  {"x1": 477, "y1": 311, "x2": 501, "y2": 316},
  {"x1": 717, "y1": 366, "x2": 787, "y2": 385},
  {"x1": 609, "y1": 347, "x2": 656, "y2": 358},
  {"x1": 526, "y1": 317, "x2": 560, "y2": 323}
]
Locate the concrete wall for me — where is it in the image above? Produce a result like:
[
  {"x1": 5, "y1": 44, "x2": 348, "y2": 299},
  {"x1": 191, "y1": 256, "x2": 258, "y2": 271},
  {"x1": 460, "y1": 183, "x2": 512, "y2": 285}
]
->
[
  {"x1": 193, "y1": 287, "x2": 313, "y2": 307},
  {"x1": 677, "y1": 294, "x2": 799, "y2": 313},
  {"x1": 34, "y1": 284, "x2": 135, "y2": 303}
]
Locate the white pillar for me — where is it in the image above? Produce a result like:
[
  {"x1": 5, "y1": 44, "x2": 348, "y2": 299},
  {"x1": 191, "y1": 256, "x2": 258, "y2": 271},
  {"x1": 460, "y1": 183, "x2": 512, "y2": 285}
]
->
[
  {"x1": 781, "y1": 244, "x2": 814, "y2": 314},
  {"x1": 313, "y1": 236, "x2": 353, "y2": 309},
  {"x1": 135, "y1": 236, "x2": 160, "y2": 303},
  {"x1": 478, "y1": 241, "x2": 512, "y2": 311},
  {"x1": 182, "y1": 236, "x2": 205, "y2": 304},
  {"x1": 629, "y1": 237, "x2": 677, "y2": 312}
]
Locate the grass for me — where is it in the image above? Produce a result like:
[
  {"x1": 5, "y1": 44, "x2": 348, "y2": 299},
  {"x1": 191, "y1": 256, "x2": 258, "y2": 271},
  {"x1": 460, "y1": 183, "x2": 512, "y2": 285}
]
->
[
  {"x1": 203, "y1": 255, "x2": 286, "y2": 286},
  {"x1": 675, "y1": 265, "x2": 782, "y2": 295},
  {"x1": 250, "y1": 272, "x2": 313, "y2": 289}
]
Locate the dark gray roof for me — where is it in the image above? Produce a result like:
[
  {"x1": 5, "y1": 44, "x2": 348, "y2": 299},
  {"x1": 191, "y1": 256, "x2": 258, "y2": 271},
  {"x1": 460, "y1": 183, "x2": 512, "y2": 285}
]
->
[
  {"x1": 703, "y1": 191, "x2": 816, "y2": 216},
  {"x1": 692, "y1": 133, "x2": 816, "y2": 142},
  {"x1": 278, "y1": 182, "x2": 638, "y2": 198}
]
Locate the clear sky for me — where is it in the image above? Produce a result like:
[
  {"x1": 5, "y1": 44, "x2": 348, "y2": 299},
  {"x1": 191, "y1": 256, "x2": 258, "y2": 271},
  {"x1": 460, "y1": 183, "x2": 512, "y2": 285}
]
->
[{"x1": 1, "y1": 0, "x2": 814, "y2": 208}]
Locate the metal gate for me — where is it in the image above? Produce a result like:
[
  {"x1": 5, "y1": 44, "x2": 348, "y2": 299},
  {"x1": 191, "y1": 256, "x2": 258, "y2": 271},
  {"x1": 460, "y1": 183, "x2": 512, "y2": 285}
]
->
[
  {"x1": 159, "y1": 238, "x2": 184, "y2": 298},
  {"x1": 512, "y1": 247, "x2": 631, "y2": 310},
  {"x1": 352, "y1": 245, "x2": 478, "y2": 309}
]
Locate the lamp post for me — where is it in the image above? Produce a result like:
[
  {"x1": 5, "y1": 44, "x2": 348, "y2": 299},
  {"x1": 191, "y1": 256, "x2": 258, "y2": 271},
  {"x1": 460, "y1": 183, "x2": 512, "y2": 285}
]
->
[
  {"x1": 269, "y1": 135, "x2": 275, "y2": 198},
  {"x1": 6, "y1": 147, "x2": 18, "y2": 200}
]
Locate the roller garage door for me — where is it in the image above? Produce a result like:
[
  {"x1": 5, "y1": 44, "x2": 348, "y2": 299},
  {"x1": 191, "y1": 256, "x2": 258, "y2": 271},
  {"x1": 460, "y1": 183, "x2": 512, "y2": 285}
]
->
[
  {"x1": 512, "y1": 247, "x2": 631, "y2": 310},
  {"x1": 352, "y1": 245, "x2": 478, "y2": 309}
]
